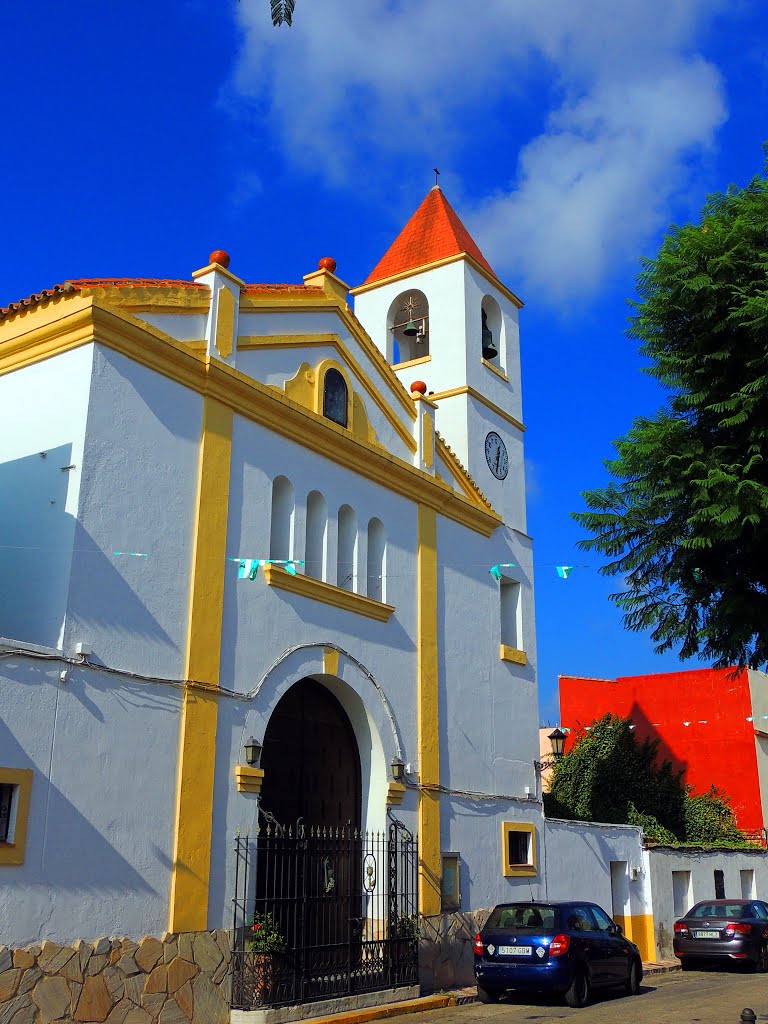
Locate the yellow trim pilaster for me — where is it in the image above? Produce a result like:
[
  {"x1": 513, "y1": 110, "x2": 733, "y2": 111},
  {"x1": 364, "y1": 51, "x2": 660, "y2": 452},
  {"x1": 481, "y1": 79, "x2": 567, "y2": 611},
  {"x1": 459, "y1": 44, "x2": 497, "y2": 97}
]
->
[
  {"x1": 169, "y1": 397, "x2": 232, "y2": 932},
  {"x1": 417, "y1": 504, "x2": 441, "y2": 916}
]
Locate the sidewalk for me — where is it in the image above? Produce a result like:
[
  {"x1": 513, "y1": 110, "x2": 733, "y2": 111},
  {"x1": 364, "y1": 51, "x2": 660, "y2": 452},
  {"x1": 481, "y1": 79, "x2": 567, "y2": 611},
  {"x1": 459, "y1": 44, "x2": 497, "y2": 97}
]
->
[{"x1": 306, "y1": 961, "x2": 681, "y2": 1024}]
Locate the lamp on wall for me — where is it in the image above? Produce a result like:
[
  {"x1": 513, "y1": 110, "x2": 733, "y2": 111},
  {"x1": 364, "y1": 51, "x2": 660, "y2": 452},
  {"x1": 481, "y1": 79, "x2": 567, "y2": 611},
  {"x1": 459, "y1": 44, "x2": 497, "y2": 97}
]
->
[
  {"x1": 244, "y1": 736, "x2": 263, "y2": 767},
  {"x1": 390, "y1": 756, "x2": 405, "y2": 782},
  {"x1": 548, "y1": 727, "x2": 567, "y2": 759},
  {"x1": 534, "y1": 727, "x2": 567, "y2": 770}
]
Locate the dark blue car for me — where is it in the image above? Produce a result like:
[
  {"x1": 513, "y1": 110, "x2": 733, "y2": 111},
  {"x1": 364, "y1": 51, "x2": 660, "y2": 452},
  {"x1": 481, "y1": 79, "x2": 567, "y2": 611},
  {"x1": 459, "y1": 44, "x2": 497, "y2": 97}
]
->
[{"x1": 474, "y1": 901, "x2": 643, "y2": 1007}]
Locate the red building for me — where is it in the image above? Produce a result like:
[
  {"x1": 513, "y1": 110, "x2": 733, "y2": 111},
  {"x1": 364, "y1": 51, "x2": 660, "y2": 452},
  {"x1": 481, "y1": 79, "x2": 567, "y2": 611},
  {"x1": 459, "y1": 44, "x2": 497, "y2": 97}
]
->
[{"x1": 559, "y1": 667, "x2": 768, "y2": 834}]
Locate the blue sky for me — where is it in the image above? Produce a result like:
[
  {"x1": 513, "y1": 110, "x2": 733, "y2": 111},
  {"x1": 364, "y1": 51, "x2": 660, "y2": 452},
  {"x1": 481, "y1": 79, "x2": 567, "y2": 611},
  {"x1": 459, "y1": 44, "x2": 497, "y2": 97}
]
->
[{"x1": 2, "y1": 0, "x2": 767, "y2": 720}]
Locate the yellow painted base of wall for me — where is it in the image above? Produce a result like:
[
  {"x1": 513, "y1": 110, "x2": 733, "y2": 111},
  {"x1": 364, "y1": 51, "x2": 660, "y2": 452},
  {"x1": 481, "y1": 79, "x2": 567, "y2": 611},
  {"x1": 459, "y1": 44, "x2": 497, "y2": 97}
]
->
[{"x1": 614, "y1": 914, "x2": 656, "y2": 963}]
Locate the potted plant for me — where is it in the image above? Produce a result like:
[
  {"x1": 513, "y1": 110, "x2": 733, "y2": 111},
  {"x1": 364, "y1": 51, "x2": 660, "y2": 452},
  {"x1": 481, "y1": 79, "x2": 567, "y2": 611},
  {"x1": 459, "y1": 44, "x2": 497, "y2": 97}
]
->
[{"x1": 246, "y1": 912, "x2": 287, "y2": 1001}]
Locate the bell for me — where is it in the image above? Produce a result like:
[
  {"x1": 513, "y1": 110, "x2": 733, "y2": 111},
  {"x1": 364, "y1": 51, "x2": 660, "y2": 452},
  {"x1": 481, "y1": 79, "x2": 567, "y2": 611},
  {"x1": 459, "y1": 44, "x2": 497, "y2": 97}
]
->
[
  {"x1": 482, "y1": 326, "x2": 498, "y2": 360},
  {"x1": 402, "y1": 319, "x2": 418, "y2": 337}
]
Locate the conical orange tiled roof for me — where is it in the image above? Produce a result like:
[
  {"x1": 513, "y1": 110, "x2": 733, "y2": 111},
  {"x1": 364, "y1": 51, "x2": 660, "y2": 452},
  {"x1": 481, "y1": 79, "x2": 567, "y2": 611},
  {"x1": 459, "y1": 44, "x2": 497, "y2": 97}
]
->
[{"x1": 364, "y1": 187, "x2": 496, "y2": 285}]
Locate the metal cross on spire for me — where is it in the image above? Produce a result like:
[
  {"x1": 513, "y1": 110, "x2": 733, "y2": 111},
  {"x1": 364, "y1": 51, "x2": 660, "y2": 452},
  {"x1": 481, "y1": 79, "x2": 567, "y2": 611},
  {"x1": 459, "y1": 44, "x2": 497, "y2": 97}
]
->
[{"x1": 433, "y1": 168, "x2": 440, "y2": 187}]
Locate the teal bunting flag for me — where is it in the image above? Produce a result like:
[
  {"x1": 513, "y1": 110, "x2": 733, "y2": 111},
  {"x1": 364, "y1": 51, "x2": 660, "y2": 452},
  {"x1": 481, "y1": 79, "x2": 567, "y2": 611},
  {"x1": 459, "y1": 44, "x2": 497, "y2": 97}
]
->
[
  {"x1": 489, "y1": 563, "x2": 515, "y2": 580},
  {"x1": 556, "y1": 566, "x2": 574, "y2": 579}
]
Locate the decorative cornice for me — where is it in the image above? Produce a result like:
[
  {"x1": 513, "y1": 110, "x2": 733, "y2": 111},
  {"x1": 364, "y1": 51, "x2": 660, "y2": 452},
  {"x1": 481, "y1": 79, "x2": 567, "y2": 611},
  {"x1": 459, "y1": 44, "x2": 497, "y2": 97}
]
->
[
  {"x1": 262, "y1": 564, "x2": 395, "y2": 621},
  {"x1": 238, "y1": 332, "x2": 417, "y2": 452},
  {"x1": 482, "y1": 358, "x2": 509, "y2": 382},
  {"x1": 500, "y1": 645, "x2": 527, "y2": 666},
  {"x1": 0, "y1": 301, "x2": 502, "y2": 536},
  {"x1": 350, "y1": 252, "x2": 524, "y2": 310},
  {"x1": 429, "y1": 385, "x2": 525, "y2": 433},
  {"x1": 235, "y1": 765, "x2": 265, "y2": 794}
]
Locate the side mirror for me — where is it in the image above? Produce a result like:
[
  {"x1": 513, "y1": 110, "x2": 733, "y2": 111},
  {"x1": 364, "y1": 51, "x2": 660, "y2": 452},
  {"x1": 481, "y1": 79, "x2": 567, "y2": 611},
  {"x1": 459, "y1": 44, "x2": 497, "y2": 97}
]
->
[{"x1": 613, "y1": 923, "x2": 623, "y2": 936}]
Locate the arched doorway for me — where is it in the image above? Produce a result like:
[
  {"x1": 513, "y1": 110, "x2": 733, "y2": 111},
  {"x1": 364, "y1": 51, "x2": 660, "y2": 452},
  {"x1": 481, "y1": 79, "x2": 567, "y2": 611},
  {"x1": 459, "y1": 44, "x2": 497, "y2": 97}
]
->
[
  {"x1": 259, "y1": 677, "x2": 362, "y2": 830},
  {"x1": 234, "y1": 676, "x2": 419, "y2": 1009}
]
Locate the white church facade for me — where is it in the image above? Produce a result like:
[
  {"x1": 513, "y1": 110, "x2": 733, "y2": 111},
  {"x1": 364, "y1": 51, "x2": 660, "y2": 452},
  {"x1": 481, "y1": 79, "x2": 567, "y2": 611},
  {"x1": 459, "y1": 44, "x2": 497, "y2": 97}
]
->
[{"x1": 0, "y1": 189, "x2": 698, "y2": 1022}]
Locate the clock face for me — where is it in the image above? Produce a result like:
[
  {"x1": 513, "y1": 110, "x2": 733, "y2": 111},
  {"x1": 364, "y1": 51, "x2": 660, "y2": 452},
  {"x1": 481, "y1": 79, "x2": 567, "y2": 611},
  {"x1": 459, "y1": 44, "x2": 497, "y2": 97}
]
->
[{"x1": 485, "y1": 431, "x2": 509, "y2": 480}]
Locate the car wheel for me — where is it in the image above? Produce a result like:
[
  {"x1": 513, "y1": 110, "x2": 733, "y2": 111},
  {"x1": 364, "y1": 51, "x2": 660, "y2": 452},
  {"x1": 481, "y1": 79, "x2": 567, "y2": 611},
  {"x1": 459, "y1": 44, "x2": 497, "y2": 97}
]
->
[
  {"x1": 625, "y1": 957, "x2": 642, "y2": 995},
  {"x1": 681, "y1": 960, "x2": 695, "y2": 972},
  {"x1": 755, "y1": 943, "x2": 768, "y2": 974},
  {"x1": 564, "y1": 969, "x2": 590, "y2": 1008},
  {"x1": 476, "y1": 983, "x2": 500, "y2": 1004}
]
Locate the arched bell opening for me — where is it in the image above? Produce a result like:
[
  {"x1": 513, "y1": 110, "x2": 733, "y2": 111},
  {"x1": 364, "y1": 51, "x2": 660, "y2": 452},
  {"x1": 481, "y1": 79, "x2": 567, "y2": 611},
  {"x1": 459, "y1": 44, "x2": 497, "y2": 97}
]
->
[
  {"x1": 259, "y1": 677, "x2": 362, "y2": 831},
  {"x1": 481, "y1": 294, "x2": 503, "y2": 364},
  {"x1": 388, "y1": 289, "x2": 429, "y2": 364}
]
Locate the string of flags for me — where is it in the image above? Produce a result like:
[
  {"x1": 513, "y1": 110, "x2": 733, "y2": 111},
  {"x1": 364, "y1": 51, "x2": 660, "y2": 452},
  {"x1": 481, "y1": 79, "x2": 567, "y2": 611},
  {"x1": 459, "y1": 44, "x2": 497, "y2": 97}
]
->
[
  {"x1": 229, "y1": 558, "x2": 305, "y2": 580},
  {"x1": 583, "y1": 715, "x2": 768, "y2": 731},
  {"x1": 490, "y1": 563, "x2": 579, "y2": 580},
  {"x1": 0, "y1": 544, "x2": 606, "y2": 582}
]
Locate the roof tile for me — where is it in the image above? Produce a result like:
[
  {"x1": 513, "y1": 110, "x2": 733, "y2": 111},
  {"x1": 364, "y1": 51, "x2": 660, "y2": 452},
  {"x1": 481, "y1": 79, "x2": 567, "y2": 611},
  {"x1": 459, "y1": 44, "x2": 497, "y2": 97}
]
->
[{"x1": 364, "y1": 188, "x2": 495, "y2": 285}]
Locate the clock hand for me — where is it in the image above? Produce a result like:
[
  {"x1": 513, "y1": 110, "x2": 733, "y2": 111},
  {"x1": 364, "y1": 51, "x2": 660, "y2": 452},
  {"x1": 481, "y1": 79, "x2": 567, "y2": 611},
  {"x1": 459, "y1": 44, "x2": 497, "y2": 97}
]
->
[{"x1": 495, "y1": 449, "x2": 501, "y2": 473}]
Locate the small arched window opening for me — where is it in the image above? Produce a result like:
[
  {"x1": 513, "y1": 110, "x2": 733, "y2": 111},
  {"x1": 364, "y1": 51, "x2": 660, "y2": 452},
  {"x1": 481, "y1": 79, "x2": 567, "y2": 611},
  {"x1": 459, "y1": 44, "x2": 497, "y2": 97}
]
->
[
  {"x1": 481, "y1": 296, "x2": 503, "y2": 364},
  {"x1": 305, "y1": 490, "x2": 328, "y2": 581},
  {"x1": 388, "y1": 290, "x2": 429, "y2": 364},
  {"x1": 366, "y1": 517, "x2": 386, "y2": 602},
  {"x1": 270, "y1": 476, "x2": 295, "y2": 560},
  {"x1": 337, "y1": 505, "x2": 358, "y2": 592},
  {"x1": 323, "y1": 368, "x2": 348, "y2": 427}
]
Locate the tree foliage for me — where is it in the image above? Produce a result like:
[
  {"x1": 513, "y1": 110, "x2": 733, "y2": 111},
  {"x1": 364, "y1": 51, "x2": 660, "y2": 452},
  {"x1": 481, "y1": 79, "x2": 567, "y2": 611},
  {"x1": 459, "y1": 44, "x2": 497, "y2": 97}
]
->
[
  {"x1": 270, "y1": 0, "x2": 295, "y2": 26},
  {"x1": 573, "y1": 159, "x2": 768, "y2": 668},
  {"x1": 545, "y1": 714, "x2": 752, "y2": 847}
]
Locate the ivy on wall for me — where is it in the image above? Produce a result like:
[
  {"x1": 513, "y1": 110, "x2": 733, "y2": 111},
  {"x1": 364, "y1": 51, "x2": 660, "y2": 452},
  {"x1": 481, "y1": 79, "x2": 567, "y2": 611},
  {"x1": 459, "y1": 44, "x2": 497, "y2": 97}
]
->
[{"x1": 544, "y1": 713, "x2": 754, "y2": 848}]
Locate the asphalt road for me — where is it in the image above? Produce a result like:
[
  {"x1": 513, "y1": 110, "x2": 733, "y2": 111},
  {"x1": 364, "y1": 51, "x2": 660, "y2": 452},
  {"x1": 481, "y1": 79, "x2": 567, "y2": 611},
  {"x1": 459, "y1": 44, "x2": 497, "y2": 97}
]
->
[{"x1": 414, "y1": 968, "x2": 768, "y2": 1023}]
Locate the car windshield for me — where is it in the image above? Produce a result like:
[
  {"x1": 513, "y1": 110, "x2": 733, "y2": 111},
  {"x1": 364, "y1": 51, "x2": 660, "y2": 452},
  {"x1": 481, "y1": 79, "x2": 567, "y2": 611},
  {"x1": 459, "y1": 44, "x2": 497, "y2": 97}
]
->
[
  {"x1": 485, "y1": 904, "x2": 559, "y2": 932},
  {"x1": 688, "y1": 903, "x2": 746, "y2": 919}
]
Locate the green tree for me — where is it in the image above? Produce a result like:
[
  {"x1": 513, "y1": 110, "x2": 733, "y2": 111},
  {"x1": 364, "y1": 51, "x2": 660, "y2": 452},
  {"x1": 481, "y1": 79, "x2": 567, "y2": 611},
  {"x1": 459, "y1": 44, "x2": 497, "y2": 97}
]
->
[
  {"x1": 574, "y1": 159, "x2": 768, "y2": 668},
  {"x1": 545, "y1": 714, "x2": 751, "y2": 847},
  {"x1": 546, "y1": 714, "x2": 685, "y2": 836}
]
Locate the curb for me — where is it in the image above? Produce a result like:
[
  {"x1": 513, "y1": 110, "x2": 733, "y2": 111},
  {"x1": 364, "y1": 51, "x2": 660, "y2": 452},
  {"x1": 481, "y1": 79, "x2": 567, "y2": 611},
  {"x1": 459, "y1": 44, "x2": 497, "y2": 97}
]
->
[
  {"x1": 306, "y1": 994, "x2": 456, "y2": 1024},
  {"x1": 643, "y1": 961, "x2": 682, "y2": 977}
]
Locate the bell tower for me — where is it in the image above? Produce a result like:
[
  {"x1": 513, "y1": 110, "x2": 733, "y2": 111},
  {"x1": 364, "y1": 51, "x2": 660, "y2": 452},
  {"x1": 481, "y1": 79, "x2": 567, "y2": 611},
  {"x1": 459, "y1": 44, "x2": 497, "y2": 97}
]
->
[{"x1": 351, "y1": 186, "x2": 527, "y2": 530}]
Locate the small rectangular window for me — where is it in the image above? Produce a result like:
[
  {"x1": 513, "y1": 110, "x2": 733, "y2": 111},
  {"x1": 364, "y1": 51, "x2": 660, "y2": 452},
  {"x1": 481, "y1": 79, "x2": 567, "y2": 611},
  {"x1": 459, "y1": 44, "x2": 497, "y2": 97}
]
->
[
  {"x1": 508, "y1": 830, "x2": 529, "y2": 864},
  {"x1": 500, "y1": 578, "x2": 522, "y2": 649},
  {"x1": 441, "y1": 853, "x2": 461, "y2": 912},
  {"x1": 0, "y1": 784, "x2": 14, "y2": 843},
  {"x1": 714, "y1": 869, "x2": 725, "y2": 899},
  {"x1": 501, "y1": 822, "x2": 537, "y2": 877},
  {"x1": 0, "y1": 769, "x2": 32, "y2": 865}
]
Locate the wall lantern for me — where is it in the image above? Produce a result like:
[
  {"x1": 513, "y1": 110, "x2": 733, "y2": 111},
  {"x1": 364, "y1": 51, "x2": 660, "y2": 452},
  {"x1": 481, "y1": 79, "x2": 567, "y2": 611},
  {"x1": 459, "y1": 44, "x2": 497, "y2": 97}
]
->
[
  {"x1": 548, "y1": 727, "x2": 567, "y2": 760},
  {"x1": 534, "y1": 727, "x2": 567, "y2": 771},
  {"x1": 244, "y1": 736, "x2": 263, "y2": 767},
  {"x1": 390, "y1": 757, "x2": 405, "y2": 783}
]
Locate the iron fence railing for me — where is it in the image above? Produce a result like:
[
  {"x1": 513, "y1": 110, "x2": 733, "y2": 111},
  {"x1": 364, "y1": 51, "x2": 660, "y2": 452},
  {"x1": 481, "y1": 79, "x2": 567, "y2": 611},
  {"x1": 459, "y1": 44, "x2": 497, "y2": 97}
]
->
[{"x1": 231, "y1": 820, "x2": 419, "y2": 1009}]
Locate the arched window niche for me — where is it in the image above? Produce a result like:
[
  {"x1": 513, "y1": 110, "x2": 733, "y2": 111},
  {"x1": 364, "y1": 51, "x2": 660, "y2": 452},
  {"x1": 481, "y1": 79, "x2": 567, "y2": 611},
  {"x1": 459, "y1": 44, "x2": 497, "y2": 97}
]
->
[
  {"x1": 270, "y1": 476, "x2": 295, "y2": 561},
  {"x1": 481, "y1": 295, "x2": 503, "y2": 366},
  {"x1": 366, "y1": 517, "x2": 386, "y2": 602},
  {"x1": 387, "y1": 289, "x2": 429, "y2": 365},
  {"x1": 337, "y1": 504, "x2": 358, "y2": 592},
  {"x1": 322, "y1": 367, "x2": 349, "y2": 427},
  {"x1": 305, "y1": 490, "x2": 328, "y2": 581}
]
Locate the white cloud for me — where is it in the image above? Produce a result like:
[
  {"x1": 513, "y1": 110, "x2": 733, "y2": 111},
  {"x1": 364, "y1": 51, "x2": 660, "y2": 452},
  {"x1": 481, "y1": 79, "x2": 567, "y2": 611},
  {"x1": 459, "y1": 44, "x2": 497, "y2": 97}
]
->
[{"x1": 229, "y1": 0, "x2": 728, "y2": 301}]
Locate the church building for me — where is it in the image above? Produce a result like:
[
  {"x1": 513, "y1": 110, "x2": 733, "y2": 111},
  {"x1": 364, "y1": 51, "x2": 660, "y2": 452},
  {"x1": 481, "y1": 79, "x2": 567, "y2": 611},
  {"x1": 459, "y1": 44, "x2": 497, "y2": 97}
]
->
[{"x1": 0, "y1": 189, "x2": 672, "y2": 1022}]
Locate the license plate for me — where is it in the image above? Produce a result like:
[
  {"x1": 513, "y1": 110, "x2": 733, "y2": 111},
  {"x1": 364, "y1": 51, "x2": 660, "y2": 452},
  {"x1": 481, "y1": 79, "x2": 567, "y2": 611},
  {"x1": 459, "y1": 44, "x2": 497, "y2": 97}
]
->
[
  {"x1": 499, "y1": 945, "x2": 532, "y2": 956},
  {"x1": 693, "y1": 930, "x2": 720, "y2": 939}
]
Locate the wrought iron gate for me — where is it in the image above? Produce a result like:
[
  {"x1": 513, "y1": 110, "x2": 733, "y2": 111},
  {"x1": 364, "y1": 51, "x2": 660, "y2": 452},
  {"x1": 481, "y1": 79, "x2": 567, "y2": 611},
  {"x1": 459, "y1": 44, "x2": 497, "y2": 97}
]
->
[{"x1": 231, "y1": 820, "x2": 419, "y2": 1009}]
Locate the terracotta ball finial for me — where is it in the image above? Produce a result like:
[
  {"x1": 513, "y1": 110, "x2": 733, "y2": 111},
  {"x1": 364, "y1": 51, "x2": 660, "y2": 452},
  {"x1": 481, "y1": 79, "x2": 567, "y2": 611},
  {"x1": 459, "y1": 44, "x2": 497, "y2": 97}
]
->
[
  {"x1": 209, "y1": 250, "x2": 231, "y2": 269},
  {"x1": 318, "y1": 256, "x2": 337, "y2": 273},
  {"x1": 410, "y1": 380, "x2": 428, "y2": 395}
]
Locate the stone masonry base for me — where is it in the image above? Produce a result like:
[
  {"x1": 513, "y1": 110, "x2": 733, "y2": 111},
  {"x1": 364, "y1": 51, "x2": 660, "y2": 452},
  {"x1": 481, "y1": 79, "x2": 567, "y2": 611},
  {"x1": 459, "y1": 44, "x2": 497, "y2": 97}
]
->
[
  {"x1": 230, "y1": 985, "x2": 420, "y2": 1024},
  {"x1": 419, "y1": 909, "x2": 492, "y2": 992},
  {"x1": 0, "y1": 930, "x2": 231, "y2": 1024}
]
